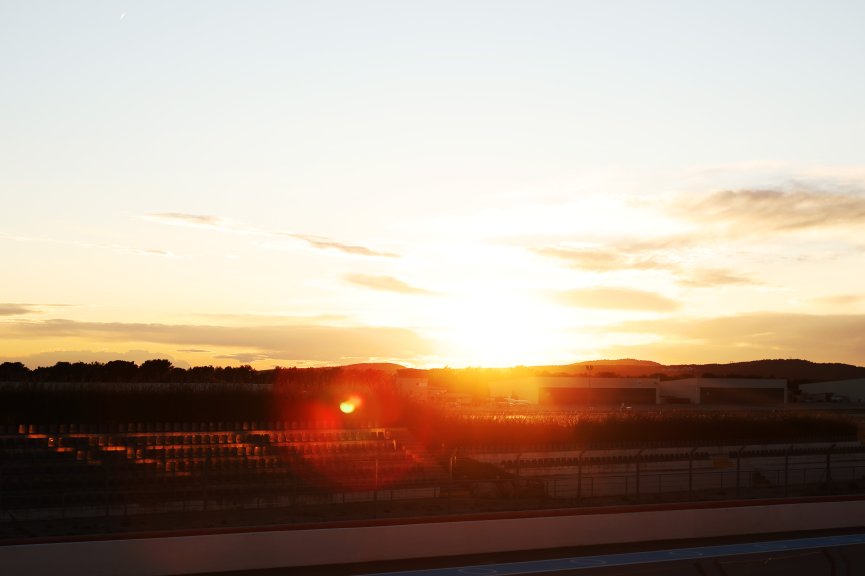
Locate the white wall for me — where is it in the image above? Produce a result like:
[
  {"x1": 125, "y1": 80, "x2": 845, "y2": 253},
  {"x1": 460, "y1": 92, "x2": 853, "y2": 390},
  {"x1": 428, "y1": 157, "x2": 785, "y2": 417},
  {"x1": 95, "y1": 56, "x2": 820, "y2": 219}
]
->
[
  {"x1": 660, "y1": 378, "x2": 787, "y2": 404},
  {"x1": 3, "y1": 499, "x2": 865, "y2": 576}
]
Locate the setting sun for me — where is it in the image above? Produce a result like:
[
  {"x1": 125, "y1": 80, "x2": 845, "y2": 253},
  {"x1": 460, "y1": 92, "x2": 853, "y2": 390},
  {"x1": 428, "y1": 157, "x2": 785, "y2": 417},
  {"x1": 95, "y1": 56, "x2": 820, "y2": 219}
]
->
[{"x1": 438, "y1": 293, "x2": 564, "y2": 367}]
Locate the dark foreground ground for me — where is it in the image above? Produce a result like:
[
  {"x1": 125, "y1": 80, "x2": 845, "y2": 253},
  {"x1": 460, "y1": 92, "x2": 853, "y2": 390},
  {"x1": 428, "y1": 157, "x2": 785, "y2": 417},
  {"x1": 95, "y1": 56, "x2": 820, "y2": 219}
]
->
[{"x1": 188, "y1": 528, "x2": 865, "y2": 576}]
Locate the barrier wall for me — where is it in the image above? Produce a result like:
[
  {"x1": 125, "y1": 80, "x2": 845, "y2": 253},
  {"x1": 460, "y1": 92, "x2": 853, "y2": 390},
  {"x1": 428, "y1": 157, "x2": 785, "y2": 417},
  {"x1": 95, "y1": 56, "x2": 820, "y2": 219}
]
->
[{"x1": 3, "y1": 498, "x2": 865, "y2": 576}]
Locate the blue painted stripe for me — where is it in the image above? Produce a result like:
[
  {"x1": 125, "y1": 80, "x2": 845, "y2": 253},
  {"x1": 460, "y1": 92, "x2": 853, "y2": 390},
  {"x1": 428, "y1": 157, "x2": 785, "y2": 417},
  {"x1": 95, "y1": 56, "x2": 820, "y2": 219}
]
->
[{"x1": 360, "y1": 533, "x2": 865, "y2": 576}]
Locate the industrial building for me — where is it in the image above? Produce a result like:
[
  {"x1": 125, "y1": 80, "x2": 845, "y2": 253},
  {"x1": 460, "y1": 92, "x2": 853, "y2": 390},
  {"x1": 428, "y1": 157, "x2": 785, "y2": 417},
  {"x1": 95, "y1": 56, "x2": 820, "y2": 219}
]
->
[
  {"x1": 395, "y1": 369, "x2": 429, "y2": 399},
  {"x1": 491, "y1": 377, "x2": 660, "y2": 406},
  {"x1": 659, "y1": 378, "x2": 788, "y2": 405},
  {"x1": 490, "y1": 376, "x2": 790, "y2": 406},
  {"x1": 799, "y1": 379, "x2": 865, "y2": 403}
]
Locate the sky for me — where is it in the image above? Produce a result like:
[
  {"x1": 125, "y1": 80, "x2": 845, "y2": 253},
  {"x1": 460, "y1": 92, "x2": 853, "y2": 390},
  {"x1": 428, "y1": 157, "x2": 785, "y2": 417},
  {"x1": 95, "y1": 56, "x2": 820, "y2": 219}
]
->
[{"x1": 2, "y1": 1, "x2": 865, "y2": 369}]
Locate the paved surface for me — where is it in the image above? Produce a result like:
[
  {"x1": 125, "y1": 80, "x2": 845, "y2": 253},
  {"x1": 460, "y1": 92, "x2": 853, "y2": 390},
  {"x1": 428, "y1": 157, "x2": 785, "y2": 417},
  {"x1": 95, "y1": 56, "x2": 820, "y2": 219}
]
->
[
  {"x1": 358, "y1": 533, "x2": 865, "y2": 575},
  {"x1": 193, "y1": 529, "x2": 865, "y2": 576}
]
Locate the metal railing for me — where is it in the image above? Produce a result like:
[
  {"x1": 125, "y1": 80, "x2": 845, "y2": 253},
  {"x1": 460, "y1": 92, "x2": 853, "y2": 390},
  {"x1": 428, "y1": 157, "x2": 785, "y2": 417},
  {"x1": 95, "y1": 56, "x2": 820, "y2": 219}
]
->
[{"x1": 4, "y1": 431, "x2": 865, "y2": 539}]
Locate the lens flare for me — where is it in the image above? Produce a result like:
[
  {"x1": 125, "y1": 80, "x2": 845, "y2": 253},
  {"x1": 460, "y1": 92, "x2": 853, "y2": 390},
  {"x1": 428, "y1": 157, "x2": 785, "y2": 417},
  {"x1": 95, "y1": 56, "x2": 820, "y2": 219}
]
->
[{"x1": 340, "y1": 395, "x2": 363, "y2": 414}]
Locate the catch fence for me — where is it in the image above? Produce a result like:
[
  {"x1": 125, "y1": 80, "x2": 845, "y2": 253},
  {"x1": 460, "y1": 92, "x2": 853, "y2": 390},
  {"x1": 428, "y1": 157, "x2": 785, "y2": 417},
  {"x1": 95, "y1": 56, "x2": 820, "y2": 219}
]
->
[{"x1": 2, "y1": 424, "x2": 865, "y2": 536}]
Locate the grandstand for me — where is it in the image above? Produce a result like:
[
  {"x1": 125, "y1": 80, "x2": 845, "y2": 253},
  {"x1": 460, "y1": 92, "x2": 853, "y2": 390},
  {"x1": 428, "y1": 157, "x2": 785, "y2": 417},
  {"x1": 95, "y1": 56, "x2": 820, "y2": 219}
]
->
[{"x1": 0, "y1": 422, "x2": 448, "y2": 526}]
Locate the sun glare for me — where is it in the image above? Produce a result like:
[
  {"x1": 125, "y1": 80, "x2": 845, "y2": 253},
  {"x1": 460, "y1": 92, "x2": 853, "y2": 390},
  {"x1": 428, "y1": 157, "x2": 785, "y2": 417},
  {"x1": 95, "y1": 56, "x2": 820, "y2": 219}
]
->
[{"x1": 438, "y1": 290, "x2": 577, "y2": 367}]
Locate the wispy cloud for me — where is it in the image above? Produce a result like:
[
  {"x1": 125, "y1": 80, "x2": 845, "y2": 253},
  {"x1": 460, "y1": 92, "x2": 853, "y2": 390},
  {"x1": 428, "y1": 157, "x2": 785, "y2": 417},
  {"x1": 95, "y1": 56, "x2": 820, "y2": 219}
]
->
[
  {"x1": 678, "y1": 268, "x2": 756, "y2": 288},
  {"x1": 534, "y1": 243, "x2": 758, "y2": 289},
  {"x1": 680, "y1": 188, "x2": 865, "y2": 233},
  {"x1": 187, "y1": 312, "x2": 350, "y2": 325},
  {"x1": 2, "y1": 231, "x2": 184, "y2": 259},
  {"x1": 812, "y1": 294, "x2": 864, "y2": 306},
  {"x1": 533, "y1": 246, "x2": 669, "y2": 272},
  {"x1": 286, "y1": 234, "x2": 400, "y2": 258},
  {"x1": 344, "y1": 274, "x2": 434, "y2": 295},
  {"x1": 146, "y1": 212, "x2": 400, "y2": 258},
  {"x1": 0, "y1": 303, "x2": 75, "y2": 316},
  {"x1": 214, "y1": 352, "x2": 273, "y2": 364},
  {"x1": 604, "y1": 312, "x2": 865, "y2": 365},
  {"x1": 117, "y1": 247, "x2": 187, "y2": 258},
  {"x1": 555, "y1": 287, "x2": 680, "y2": 312},
  {"x1": 532, "y1": 182, "x2": 865, "y2": 286},
  {"x1": 0, "y1": 319, "x2": 434, "y2": 363},
  {"x1": 0, "y1": 303, "x2": 40, "y2": 316},
  {"x1": 146, "y1": 212, "x2": 227, "y2": 228}
]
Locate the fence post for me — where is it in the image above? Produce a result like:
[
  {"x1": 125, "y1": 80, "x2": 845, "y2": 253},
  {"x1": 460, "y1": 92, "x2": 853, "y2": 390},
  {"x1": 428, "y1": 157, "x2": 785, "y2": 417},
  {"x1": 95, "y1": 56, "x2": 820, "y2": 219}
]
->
[
  {"x1": 449, "y1": 450, "x2": 455, "y2": 481},
  {"x1": 203, "y1": 452, "x2": 210, "y2": 512},
  {"x1": 577, "y1": 449, "x2": 586, "y2": 504},
  {"x1": 784, "y1": 445, "x2": 792, "y2": 497},
  {"x1": 635, "y1": 449, "x2": 644, "y2": 502},
  {"x1": 688, "y1": 447, "x2": 696, "y2": 500},
  {"x1": 104, "y1": 460, "x2": 110, "y2": 518},
  {"x1": 826, "y1": 444, "x2": 835, "y2": 492},
  {"x1": 373, "y1": 458, "x2": 379, "y2": 517},
  {"x1": 736, "y1": 446, "x2": 744, "y2": 499}
]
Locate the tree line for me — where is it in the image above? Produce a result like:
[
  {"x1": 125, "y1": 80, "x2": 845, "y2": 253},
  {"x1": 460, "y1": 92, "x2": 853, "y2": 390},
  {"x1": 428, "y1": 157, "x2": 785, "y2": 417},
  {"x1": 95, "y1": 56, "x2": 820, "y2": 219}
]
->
[
  {"x1": 0, "y1": 360, "x2": 402, "y2": 425},
  {"x1": 0, "y1": 359, "x2": 268, "y2": 384}
]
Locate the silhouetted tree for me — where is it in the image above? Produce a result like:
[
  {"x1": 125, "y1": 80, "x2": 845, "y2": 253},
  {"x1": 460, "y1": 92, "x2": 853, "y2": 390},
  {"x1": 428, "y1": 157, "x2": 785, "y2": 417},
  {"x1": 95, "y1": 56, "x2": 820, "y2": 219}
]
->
[
  {"x1": 187, "y1": 365, "x2": 217, "y2": 383},
  {"x1": 33, "y1": 361, "x2": 74, "y2": 382},
  {"x1": 103, "y1": 360, "x2": 138, "y2": 382},
  {"x1": 0, "y1": 361, "x2": 30, "y2": 381},
  {"x1": 167, "y1": 366, "x2": 188, "y2": 382},
  {"x1": 139, "y1": 359, "x2": 173, "y2": 382}
]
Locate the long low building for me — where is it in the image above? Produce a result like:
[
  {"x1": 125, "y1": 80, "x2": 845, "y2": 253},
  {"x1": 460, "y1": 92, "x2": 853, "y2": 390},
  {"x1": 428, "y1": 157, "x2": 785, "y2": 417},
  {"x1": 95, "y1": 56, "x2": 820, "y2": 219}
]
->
[
  {"x1": 799, "y1": 379, "x2": 865, "y2": 403},
  {"x1": 490, "y1": 376, "x2": 788, "y2": 406},
  {"x1": 660, "y1": 378, "x2": 788, "y2": 405},
  {"x1": 491, "y1": 377, "x2": 660, "y2": 406}
]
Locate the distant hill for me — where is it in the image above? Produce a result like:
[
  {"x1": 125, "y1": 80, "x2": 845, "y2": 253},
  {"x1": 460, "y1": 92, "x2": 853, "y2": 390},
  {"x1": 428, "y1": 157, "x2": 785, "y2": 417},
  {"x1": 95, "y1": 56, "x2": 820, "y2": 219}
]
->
[
  {"x1": 570, "y1": 359, "x2": 663, "y2": 367},
  {"x1": 529, "y1": 359, "x2": 666, "y2": 378},
  {"x1": 5, "y1": 357, "x2": 862, "y2": 385},
  {"x1": 340, "y1": 363, "x2": 406, "y2": 374},
  {"x1": 468, "y1": 358, "x2": 865, "y2": 382},
  {"x1": 670, "y1": 359, "x2": 865, "y2": 383}
]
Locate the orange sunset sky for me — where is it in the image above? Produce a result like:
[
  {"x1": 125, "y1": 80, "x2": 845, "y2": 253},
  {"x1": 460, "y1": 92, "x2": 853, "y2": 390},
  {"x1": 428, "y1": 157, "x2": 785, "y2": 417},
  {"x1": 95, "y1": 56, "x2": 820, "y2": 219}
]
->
[{"x1": 2, "y1": 2, "x2": 864, "y2": 369}]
